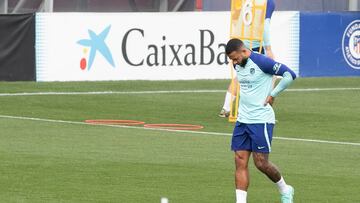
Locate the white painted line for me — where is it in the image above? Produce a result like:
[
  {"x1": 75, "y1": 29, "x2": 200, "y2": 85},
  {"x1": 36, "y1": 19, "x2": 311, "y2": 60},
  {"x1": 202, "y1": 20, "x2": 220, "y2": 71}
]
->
[
  {"x1": 273, "y1": 136, "x2": 360, "y2": 146},
  {"x1": 0, "y1": 90, "x2": 225, "y2": 96},
  {"x1": 0, "y1": 114, "x2": 359, "y2": 147},
  {"x1": 0, "y1": 87, "x2": 359, "y2": 96}
]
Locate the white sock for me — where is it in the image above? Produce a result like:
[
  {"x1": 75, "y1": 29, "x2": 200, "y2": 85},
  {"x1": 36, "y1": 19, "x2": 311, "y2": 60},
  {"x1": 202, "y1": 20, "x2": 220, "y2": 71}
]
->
[
  {"x1": 235, "y1": 189, "x2": 247, "y2": 203},
  {"x1": 276, "y1": 176, "x2": 290, "y2": 194},
  {"x1": 222, "y1": 91, "x2": 233, "y2": 112}
]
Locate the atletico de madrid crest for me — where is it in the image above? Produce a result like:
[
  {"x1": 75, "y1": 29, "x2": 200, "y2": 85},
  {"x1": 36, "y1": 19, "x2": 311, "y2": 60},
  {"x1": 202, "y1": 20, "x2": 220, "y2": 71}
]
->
[
  {"x1": 342, "y1": 20, "x2": 360, "y2": 69},
  {"x1": 250, "y1": 68, "x2": 255, "y2": 74}
]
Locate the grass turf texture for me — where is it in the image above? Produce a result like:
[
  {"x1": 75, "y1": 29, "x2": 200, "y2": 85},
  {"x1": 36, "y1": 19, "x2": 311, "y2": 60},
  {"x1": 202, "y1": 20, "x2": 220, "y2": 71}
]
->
[{"x1": 0, "y1": 77, "x2": 359, "y2": 202}]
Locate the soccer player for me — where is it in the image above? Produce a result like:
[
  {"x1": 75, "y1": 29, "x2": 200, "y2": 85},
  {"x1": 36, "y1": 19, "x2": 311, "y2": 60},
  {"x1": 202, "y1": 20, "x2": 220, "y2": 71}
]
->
[
  {"x1": 225, "y1": 38, "x2": 295, "y2": 203},
  {"x1": 219, "y1": 0, "x2": 276, "y2": 117}
]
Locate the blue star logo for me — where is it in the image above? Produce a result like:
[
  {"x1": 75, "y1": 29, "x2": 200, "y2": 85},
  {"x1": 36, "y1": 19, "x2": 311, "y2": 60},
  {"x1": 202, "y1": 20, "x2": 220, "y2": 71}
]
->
[{"x1": 77, "y1": 25, "x2": 115, "y2": 70}]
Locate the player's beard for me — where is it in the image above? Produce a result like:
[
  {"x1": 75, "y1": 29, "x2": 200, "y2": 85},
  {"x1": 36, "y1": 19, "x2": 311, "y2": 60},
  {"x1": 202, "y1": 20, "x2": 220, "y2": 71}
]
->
[{"x1": 239, "y1": 58, "x2": 248, "y2": 67}]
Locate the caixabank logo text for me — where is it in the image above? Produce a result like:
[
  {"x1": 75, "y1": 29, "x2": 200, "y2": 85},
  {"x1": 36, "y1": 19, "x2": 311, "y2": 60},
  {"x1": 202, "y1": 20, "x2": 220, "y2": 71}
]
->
[
  {"x1": 77, "y1": 26, "x2": 228, "y2": 71},
  {"x1": 342, "y1": 20, "x2": 360, "y2": 70}
]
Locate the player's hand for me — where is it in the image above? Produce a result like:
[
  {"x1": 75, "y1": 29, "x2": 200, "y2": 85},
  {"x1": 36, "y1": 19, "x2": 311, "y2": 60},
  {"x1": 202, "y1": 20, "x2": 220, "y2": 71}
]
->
[{"x1": 264, "y1": 96, "x2": 275, "y2": 106}]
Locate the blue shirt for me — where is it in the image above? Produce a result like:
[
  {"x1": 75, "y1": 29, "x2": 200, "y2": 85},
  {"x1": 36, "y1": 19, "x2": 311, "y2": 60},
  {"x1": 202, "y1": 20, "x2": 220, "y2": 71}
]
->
[
  {"x1": 265, "y1": 0, "x2": 275, "y2": 19},
  {"x1": 234, "y1": 52, "x2": 296, "y2": 124}
]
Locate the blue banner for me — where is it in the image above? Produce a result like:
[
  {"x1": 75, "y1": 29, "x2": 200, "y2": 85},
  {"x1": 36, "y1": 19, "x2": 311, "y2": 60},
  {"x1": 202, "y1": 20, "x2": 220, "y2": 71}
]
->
[{"x1": 300, "y1": 12, "x2": 360, "y2": 77}]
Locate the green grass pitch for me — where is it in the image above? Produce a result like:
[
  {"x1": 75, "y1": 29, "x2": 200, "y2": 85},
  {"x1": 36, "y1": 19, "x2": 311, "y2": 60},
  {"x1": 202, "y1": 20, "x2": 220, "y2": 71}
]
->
[{"x1": 0, "y1": 77, "x2": 359, "y2": 202}]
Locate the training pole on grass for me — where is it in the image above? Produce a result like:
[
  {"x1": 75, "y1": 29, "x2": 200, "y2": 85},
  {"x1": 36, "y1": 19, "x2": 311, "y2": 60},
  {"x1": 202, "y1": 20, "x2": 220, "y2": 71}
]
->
[{"x1": 228, "y1": 0, "x2": 267, "y2": 122}]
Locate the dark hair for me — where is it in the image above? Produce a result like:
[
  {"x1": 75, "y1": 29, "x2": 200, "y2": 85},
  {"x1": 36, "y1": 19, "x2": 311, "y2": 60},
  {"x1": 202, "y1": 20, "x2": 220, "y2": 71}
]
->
[{"x1": 225, "y1": 38, "x2": 244, "y2": 55}]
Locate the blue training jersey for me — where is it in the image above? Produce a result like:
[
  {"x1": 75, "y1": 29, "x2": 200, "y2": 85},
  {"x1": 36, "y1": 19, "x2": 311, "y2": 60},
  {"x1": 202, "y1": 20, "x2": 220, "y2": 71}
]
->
[
  {"x1": 234, "y1": 52, "x2": 296, "y2": 124},
  {"x1": 265, "y1": 0, "x2": 275, "y2": 19}
]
